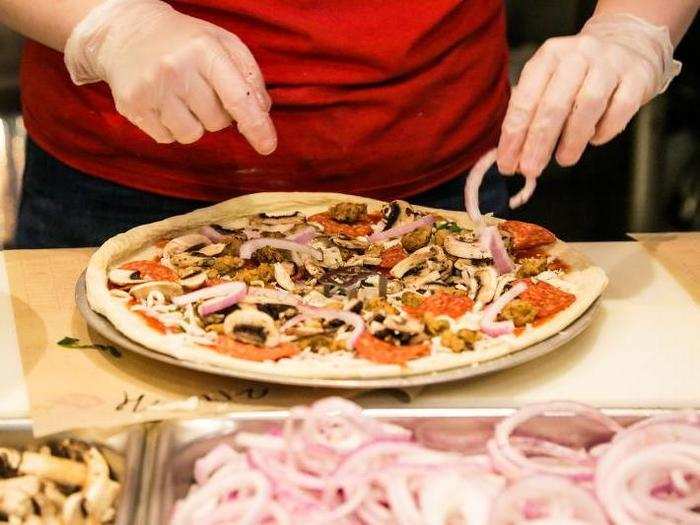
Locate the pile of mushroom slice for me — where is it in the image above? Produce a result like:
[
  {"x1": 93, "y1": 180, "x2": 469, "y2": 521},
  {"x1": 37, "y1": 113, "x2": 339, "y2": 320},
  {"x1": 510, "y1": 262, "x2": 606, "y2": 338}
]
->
[{"x1": 0, "y1": 440, "x2": 120, "y2": 524}]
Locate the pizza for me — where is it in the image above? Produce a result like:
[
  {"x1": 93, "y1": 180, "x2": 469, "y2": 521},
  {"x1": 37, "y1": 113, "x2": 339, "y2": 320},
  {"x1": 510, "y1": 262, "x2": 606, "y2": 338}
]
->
[{"x1": 85, "y1": 192, "x2": 607, "y2": 379}]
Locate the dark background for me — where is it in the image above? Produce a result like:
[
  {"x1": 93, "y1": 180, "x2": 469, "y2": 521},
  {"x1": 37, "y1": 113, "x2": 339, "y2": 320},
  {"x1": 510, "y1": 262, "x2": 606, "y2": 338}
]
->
[{"x1": 1, "y1": 1, "x2": 698, "y2": 243}]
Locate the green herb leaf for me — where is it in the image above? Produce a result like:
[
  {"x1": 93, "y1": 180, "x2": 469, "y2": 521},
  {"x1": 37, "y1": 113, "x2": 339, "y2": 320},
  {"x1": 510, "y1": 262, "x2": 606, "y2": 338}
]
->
[
  {"x1": 57, "y1": 337, "x2": 122, "y2": 358},
  {"x1": 437, "y1": 221, "x2": 462, "y2": 233}
]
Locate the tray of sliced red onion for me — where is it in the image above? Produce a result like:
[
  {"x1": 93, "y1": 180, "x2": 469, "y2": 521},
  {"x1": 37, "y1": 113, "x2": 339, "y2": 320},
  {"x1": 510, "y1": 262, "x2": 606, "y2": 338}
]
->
[{"x1": 143, "y1": 398, "x2": 699, "y2": 524}]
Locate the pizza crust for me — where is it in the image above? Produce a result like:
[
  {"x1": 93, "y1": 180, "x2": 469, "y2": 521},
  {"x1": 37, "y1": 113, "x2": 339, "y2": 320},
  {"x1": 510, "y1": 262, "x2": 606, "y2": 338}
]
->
[{"x1": 86, "y1": 192, "x2": 607, "y2": 379}]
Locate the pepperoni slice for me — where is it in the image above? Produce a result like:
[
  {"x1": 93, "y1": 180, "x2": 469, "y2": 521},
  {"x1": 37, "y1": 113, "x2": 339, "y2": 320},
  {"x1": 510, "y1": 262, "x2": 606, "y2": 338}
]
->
[
  {"x1": 379, "y1": 245, "x2": 408, "y2": 269},
  {"x1": 404, "y1": 292, "x2": 474, "y2": 319},
  {"x1": 518, "y1": 279, "x2": 575, "y2": 318},
  {"x1": 120, "y1": 260, "x2": 177, "y2": 281},
  {"x1": 355, "y1": 332, "x2": 429, "y2": 365},
  {"x1": 213, "y1": 335, "x2": 300, "y2": 362},
  {"x1": 308, "y1": 212, "x2": 382, "y2": 238},
  {"x1": 499, "y1": 221, "x2": 556, "y2": 250}
]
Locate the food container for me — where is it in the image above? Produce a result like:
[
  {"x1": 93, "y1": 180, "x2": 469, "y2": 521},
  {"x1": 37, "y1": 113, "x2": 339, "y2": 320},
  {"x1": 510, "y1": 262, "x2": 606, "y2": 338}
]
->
[
  {"x1": 144, "y1": 407, "x2": 664, "y2": 524},
  {"x1": 0, "y1": 419, "x2": 146, "y2": 525}
]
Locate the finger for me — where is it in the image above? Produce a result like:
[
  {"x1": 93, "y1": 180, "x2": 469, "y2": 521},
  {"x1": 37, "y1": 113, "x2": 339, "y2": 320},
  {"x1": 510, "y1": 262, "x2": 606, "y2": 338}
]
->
[
  {"x1": 217, "y1": 32, "x2": 272, "y2": 111},
  {"x1": 131, "y1": 110, "x2": 175, "y2": 144},
  {"x1": 158, "y1": 95, "x2": 205, "y2": 144},
  {"x1": 590, "y1": 75, "x2": 645, "y2": 145},
  {"x1": 204, "y1": 46, "x2": 277, "y2": 155},
  {"x1": 555, "y1": 65, "x2": 618, "y2": 166},
  {"x1": 518, "y1": 54, "x2": 588, "y2": 178},
  {"x1": 497, "y1": 43, "x2": 558, "y2": 175},
  {"x1": 182, "y1": 73, "x2": 231, "y2": 133}
]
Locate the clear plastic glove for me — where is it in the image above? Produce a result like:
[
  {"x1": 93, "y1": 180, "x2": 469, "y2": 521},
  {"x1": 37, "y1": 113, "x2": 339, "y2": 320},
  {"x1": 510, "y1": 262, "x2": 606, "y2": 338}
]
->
[
  {"x1": 64, "y1": 0, "x2": 276, "y2": 152},
  {"x1": 497, "y1": 13, "x2": 681, "y2": 178}
]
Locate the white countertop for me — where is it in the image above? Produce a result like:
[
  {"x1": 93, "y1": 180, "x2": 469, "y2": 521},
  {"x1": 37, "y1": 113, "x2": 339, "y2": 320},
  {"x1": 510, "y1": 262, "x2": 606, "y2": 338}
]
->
[{"x1": 1, "y1": 241, "x2": 698, "y2": 419}]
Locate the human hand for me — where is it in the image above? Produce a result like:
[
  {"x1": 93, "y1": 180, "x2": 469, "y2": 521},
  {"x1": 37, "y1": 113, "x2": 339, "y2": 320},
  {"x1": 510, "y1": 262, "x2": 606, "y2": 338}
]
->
[
  {"x1": 64, "y1": 0, "x2": 276, "y2": 153},
  {"x1": 497, "y1": 13, "x2": 680, "y2": 178}
]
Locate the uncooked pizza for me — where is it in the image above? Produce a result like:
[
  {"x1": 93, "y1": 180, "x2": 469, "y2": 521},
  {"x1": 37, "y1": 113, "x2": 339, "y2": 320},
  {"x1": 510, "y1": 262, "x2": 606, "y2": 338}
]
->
[{"x1": 86, "y1": 192, "x2": 606, "y2": 379}]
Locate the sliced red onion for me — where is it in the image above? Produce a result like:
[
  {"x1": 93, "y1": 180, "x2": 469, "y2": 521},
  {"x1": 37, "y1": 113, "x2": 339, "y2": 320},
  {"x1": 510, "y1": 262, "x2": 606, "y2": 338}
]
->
[
  {"x1": 200, "y1": 225, "x2": 227, "y2": 243},
  {"x1": 197, "y1": 285, "x2": 247, "y2": 316},
  {"x1": 480, "y1": 281, "x2": 527, "y2": 337},
  {"x1": 163, "y1": 233, "x2": 212, "y2": 256},
  {"x1": 243, "y1": 228, "x2": 262, "y2": 240},
  {"x1": 239, "y1": 238, "x2": 322, "y2": 260},
  {"x1": 482, "y1": 225, "x2": 514, "y2": 275},
  {"x1": 297, "y1": 305, "x2": 365, "y2": 349},
  {"x1": 509, "y1": 176, "x2": 537, "y2": 209},
  {"x1": 464, "y1": 148, "x2": 498, "y2": 224},
  {"x1": 287, "y1": 226, "x2": 317, "y2": 245},
  {"x1": 490, "y1": 475, "x2": 608, "y2": 524},
  {"x1": 493, "y1": 401, "x2": 622, "y2": 479},
  {"x1": 368, "y1": 214, "x2": 436, "y2": 243},
  {"x1": 172, "y1": 281, "x2": 245, "y2": 306}
]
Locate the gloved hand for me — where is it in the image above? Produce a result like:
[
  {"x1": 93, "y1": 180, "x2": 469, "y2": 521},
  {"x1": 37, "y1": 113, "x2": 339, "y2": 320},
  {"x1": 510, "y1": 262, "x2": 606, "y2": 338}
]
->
[
  {"x1": 497, "y1": 13, "x2": 681, "y2": 178},
  {"x1": 64, "y1": 0, "x2": 276, "y2": 153}
]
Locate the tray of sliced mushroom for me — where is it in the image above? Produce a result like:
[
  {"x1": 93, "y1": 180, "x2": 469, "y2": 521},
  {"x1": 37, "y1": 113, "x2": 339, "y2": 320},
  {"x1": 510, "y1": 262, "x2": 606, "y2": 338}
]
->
[
  {"x1": 75, "y1": 270, "x2": 600, "y2": 388},
  {"x1": 0, "y1": 420, "x2": 145, "y2": 524}
]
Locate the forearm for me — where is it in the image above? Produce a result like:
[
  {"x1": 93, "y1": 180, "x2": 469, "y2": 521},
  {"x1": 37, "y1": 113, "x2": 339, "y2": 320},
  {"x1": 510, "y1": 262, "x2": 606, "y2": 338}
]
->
[
  {"x1": 0, "y1": 0, "x2": 104, "y2": 51},
  {"x1": 593, "y1": 0, "x2": 699, "y2": 45}
]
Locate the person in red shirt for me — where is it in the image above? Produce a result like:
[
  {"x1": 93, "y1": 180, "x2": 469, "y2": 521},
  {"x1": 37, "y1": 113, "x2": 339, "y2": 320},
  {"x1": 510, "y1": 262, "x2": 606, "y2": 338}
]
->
[{"x1": 0, "y1": 0, "x2": 695, "y2": 247}]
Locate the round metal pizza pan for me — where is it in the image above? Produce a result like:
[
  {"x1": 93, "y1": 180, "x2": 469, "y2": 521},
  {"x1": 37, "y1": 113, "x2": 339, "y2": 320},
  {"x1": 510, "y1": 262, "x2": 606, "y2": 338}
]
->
[{"x1": 76, "y1": 271, "x2": 600, "y2": 389}]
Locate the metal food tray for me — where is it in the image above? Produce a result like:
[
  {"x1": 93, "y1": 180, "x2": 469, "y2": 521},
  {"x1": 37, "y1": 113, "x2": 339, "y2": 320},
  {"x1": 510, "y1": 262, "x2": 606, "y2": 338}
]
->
[
  {"x1": 76, "y1": 271, "x2": 600, "y2": 389},
  {"x1": 0, "y1": 420, "x2": 146, "y2": 525},
  {"x1": 144, "y1": 407, "x2": 661, "y2": 525}
]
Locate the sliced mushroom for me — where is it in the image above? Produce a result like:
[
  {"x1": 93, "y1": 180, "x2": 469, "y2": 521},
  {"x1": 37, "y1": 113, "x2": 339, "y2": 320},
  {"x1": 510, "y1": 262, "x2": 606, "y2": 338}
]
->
[
  {"x1": 460, "y1": 267, "x2": 479, "y2": 300},
  {"x1": 404, "y1": 268, "x2": 442, "y2": 289},
  {"x1": 380, "y1": 200, "x2": 416, "y2": 230},
  {"x1": 304, "y1": 260, "x2": 325, "y2": 278},
  {"x1": 475, "y1": 267, "x2": 498, "y2": 304},
  {"x1": 170, "y1": 252, "x2": 204, "y2": 268},
  {"x1": 179, "y1": 272, "x2": 207, "y2": 290},
  {"x1": 224, "y1": 310, "x2": 280, "y2": 347},
  {"x1": 494, "y1": 274, "x2": 515, "y2": 300},
  {"x1": 390, "y1": 245, "x2": 443, "y2": 278},
  {"x1": 129, "y1": 281, "x2": 183, "y2": 301},
  {"x1": 0, "y1": 483, "x2": 35, "y2": 518},
  {"x1": 0, "y1": 448, "x2": 21, "y2": 475},
  {"x1": 107, "y1": 268, "x2": 145, "y2": 287},
  {"x1": 346, "y1": 254, "x2": 381, "y2": 267},
  {"x1": 18, "y1": 453, "x2": 86, "y2": 487},
  {"x1": 274, "y1": 263, "x2": 296, "y2": 292},
  {"x1": 318, "y1": 246, "x2": 344, "y2": 269},
  {"x1": 331, "y1": 236, "x2": 370, "y2": 250},
  {"x1": 195, "y1": 243, "x2": 226, "y2": 257},
  {"x1": 443, "y1": 234, "x2": 491, "y2": 260},
  {"x1": 163, "y1": 234, "x2": 212, "y2": 256},
  {"x1": 372, "y1": 314, "x2": 425, "y2": 345},
  {"x1": 61, "y1": 492, "x2": 84, "y2": 525},
  {"x1": 83, "y1": 448, "x2": 120, "y2": 522}
]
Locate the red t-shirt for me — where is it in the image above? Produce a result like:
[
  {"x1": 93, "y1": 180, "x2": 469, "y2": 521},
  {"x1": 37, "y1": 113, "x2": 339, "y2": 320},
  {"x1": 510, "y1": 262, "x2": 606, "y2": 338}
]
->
[{"x1": 20, "y1": 0, "x2": 509, "y2": 202}]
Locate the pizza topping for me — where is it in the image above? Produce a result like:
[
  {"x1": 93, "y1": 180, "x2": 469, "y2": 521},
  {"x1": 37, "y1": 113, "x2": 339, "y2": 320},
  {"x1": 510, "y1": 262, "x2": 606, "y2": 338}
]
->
[
  {"x1": 517, "y1": 257, "x2": 548, "y2": 278},
  {"x1": 499, "y1": 220, "x2": 556, "y2": 250},
  {"x1": 213, "y1": 335, "x2": 299, "y2": 361},
  {"x1": 371, "y1": 315, "x2": 425, "y2": 346},
  {"x1": 308, "y1": 212, "x2": 380, "y2": 237},
  {"x1": 129, "y1": 281, "x2": 183, "y2": 302},
  {"x1": 518, "y1": 280, "x2": 576, "y2": 318},
  {"x1": 327, "y1": 202, "x2": 368, "y2": 224},
  {"x1": 498, "y1": 299, "x2": 539, "y2": 327},
  {"x1": 250, "y1": 211, "x2": 305, "y2": 227},
  {"x1": 480, "y1": 281, "x2": 528, "y2": 337},
  {"x1": 404, "y1": 292, "x2": 474, "y2": 319},
  {"x1": 108, "y1": 268, "x2": 145, "y2": 287},
  {"x1": 423, "y1": 314, "x2": 450, "y2": 336},
  {"x1": 355, "y1": 332, "x2": 430, "y2": 365},
  {"x1": 172, "y1": 281, "x2": 246, "y2": 306},
  {"x1": 120, "y1": 260, "x2": 178, "y2": 281},
  {"x1": 400, "y1": 226, "x2": 431, "y2": 252},
  {"x1": 389, "y1": 245, "x2": 442, "y2": 279},
  {"x1": 178, "y1": 271, "x2": 207, "y2": 290},
  {"x1": 368, "y1": 214, "x2": 435, "y2": 243},
  {"x1": 198, "y1": 282, "x2": 247, "y2": 316},
  {"x1": 379, "y1": 245, "x2": 408, "y2": 270},
  {"x1": 440, "y1": 329, "x2": 480, "y2": 352},
  {"x1": 474, "y1": 266, "x2": 499, "y2": 304},
  {"x1": 230, "y1": 263, "x2": 275, "y2": 285},
  {"x1": 480, "y1": 226, "x2": 515, "y2": 275},
  {"x1": 239, "y1": 238, "x2": 322, "y2": 261},
  {"x1": 273, "y1": 262, "x2": 296, "y2": 292},
  {"x1": 443, "y1": 233, "x2": 491, "y2": 260},
  {"x1": 252, "y1": 245, "x2": 288, "y2": 263},
  {"x1": 162, "y1": 233, "x2": 212, "y2": 256},
  {"x1": 223, "y1": 309, "x2": 280, "y2": 347},
  {"x1": 287, "y1": 226, "x2": 317, "y2": 244}
]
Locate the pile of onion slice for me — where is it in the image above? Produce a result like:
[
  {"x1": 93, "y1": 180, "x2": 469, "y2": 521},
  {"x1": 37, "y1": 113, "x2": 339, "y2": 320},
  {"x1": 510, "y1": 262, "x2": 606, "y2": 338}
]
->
[{"x1": 171, "y1": 398, "x2": 700, "y2": 525}]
